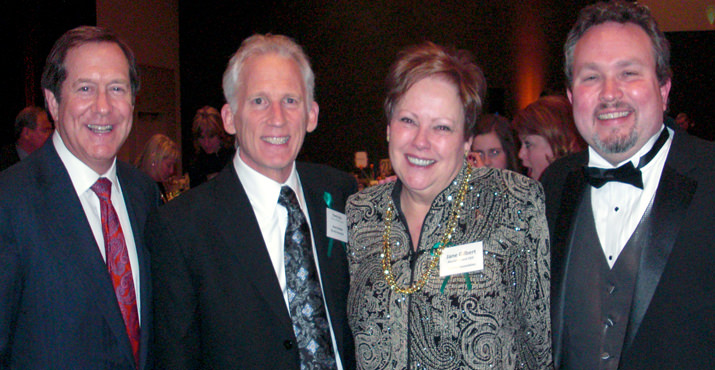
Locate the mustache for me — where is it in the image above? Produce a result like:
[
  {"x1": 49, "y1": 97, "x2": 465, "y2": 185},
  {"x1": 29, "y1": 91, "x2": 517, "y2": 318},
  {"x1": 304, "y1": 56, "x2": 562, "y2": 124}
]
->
[{"x1": 595, "y1": 101, "x2": 633, "y2": 113}]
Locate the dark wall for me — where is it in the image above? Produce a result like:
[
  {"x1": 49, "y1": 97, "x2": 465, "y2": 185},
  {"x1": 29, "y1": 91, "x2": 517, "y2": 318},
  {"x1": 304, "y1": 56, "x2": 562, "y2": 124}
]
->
[{"x1": 667, "y1": 31, "x2": 715, "y2": 141}]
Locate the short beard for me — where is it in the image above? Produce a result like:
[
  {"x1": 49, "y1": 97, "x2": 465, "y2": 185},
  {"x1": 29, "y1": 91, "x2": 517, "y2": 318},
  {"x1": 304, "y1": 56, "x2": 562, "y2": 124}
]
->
[{"x1": 592, "y1": 128, "x2": 638, "y2": 154}]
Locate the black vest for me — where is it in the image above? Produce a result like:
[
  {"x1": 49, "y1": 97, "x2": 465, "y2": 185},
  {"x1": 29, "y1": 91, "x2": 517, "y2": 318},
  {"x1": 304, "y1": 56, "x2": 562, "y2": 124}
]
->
[{"x1": 561, "y1": 192, "x2": 652, "y2": 370}]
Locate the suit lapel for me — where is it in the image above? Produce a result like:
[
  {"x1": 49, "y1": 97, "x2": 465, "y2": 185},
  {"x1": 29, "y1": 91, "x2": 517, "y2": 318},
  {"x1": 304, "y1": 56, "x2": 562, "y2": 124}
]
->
[
  {"x1": 211, "y1": 166, "x2": 294, "y2": 329},
  {"x1": 117, "y1": 164, "x2": 155, "y2": 370},
  {"x1": 34, "y1": 145, "x2": 136, "y2": 365},
  {"x1": 624, "y1": 138, "x2": 697, "y2": 351}
]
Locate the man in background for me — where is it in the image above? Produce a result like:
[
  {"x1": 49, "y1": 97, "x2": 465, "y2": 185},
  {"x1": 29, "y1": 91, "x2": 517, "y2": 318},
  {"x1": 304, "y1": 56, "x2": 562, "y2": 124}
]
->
[{"x1": 0, "y1": 106, "x2": 53, "y2": 171}]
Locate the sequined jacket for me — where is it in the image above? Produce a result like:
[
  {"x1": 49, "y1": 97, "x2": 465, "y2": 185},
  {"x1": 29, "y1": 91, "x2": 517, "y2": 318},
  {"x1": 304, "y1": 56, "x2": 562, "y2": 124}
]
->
[{"x1": 346, "y1": 164, "x2": 552, "y2": 370}]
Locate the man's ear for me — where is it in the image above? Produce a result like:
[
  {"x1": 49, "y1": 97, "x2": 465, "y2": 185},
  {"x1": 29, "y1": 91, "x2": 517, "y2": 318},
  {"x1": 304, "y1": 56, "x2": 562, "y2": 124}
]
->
[
  {"x1": 44, "y1": 89, "x2": 60, "y2": 122},
  {"x1": 306, "y1": 101, "x2": 319, "y2": 133},
  {"x1": 221, "y1": 104, "x2": 237, "y2": 135}
]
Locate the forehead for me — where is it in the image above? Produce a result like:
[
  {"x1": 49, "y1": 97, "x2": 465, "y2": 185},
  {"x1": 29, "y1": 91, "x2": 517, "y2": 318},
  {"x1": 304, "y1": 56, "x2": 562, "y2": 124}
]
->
[
  {"x1": 63, "y1": 42, "x2": 130, "y2": 82},
  {"x1": 239, "y1": 53, "x2": 305, "y2": 95},
  {"x1": 573, "y1": 22, "x2": 655, "y2": 70},
  {"x1": 473, "y1": 131, "x2": 502, "y2": 147}
]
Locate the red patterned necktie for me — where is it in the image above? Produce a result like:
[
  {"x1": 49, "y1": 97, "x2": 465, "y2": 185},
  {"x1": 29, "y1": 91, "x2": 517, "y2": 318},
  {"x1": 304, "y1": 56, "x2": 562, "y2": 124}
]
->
[{"x1": 91, "y1": 178, "x2": 140, "y2": 367}]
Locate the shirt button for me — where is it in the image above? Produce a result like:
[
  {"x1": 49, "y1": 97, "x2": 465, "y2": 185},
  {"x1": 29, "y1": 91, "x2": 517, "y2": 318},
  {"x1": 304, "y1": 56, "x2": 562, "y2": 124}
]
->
[
  {"x1": 607, "y1": 284, "x2": 616, "y2": 294},
  {"x1": 283, "y1": 339, "x2": 294, "y2": 349},
  {"x1": 601, "y1": 352, "x2": 610, "y2": 360},
  {"x1": 605, "y1": 317, "x2": 615, "y2": 327}
]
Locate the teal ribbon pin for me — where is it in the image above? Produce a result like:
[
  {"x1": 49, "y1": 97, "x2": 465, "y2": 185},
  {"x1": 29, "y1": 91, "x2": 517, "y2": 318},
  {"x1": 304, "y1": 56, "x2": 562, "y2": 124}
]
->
[{"x1": 323, "y1": 192, "x2": 343, "y2": 257}]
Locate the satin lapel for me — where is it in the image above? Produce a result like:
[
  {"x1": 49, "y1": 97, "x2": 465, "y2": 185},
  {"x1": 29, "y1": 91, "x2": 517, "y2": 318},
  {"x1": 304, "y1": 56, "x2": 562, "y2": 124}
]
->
[
  {"x1": 551, "y1": 164, "x2": 588, "y2": 368},
  {"x1": 116, "y1": 164, "x2": 155, "y2": 370},
  {"x1": 211, "y1": 167, "x2": 294, "y2": 329},
  {"x1": 34, "y1": 146, "x2": 134, "y2": 364},
  {"x1": 623, "y1": 163, "x2": 696, "y2": 350}
]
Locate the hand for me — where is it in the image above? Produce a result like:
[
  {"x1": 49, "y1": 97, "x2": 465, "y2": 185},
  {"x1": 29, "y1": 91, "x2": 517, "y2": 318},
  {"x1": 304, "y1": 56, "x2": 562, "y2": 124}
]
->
[{"x1": 467, "y1": 152, "x2": 485, "y2": 168}]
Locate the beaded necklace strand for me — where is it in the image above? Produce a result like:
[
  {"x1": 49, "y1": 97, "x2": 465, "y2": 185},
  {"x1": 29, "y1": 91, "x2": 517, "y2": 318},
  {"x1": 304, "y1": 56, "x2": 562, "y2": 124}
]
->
[{"x1": 381, "y1": 165, "x2": 473, "y2": 294}]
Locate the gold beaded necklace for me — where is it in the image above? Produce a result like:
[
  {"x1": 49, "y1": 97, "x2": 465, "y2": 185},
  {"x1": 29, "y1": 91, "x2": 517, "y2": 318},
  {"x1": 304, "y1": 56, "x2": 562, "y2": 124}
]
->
[{"x1": 381, "y1": 165, "x2": 472, "y2": 294}]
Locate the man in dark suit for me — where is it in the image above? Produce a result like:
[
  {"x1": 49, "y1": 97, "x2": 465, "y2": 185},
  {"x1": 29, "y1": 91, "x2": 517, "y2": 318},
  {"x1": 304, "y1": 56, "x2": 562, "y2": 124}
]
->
[
  {"x1": 148, "y1": 34, "x2": 356, "y2": 369},
  {"x1": 0, "y1": 106, "x2": 53, "y2": 172},
  {"x1": 0, "y1": 26, "x2": 159, "y2": 369},
  {"x1": 543, "y1": 1, "x2": 715, "y2": 369}
]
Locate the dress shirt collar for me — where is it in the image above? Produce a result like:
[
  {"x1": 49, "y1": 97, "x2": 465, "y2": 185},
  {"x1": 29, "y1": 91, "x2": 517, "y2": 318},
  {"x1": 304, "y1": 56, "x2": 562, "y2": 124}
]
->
[
  {"x1": 233, "y1": 148, "x2": 305, "y2": 212},
  {"x1": 588, "y1": 124, "x2": 669, "y2": 170},
  {"x1": 52, "y1": 131, "x2": 120, "y2": 198}
]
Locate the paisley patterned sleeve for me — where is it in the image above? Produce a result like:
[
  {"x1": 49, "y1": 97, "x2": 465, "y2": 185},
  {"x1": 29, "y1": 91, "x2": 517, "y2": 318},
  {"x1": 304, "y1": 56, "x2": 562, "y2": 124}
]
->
[{"x1": 504, "y1": 172, "x2": 553, "y2": 368}]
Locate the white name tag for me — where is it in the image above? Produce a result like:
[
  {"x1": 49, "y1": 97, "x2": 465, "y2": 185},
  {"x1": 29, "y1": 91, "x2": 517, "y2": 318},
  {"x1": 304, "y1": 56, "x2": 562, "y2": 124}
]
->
[
  {"x1": 326, "y1": 208, "x2": 348, "y2": 243},
  {"x1": 439, "y1": 241, "x2": 484, "y2": 277}
]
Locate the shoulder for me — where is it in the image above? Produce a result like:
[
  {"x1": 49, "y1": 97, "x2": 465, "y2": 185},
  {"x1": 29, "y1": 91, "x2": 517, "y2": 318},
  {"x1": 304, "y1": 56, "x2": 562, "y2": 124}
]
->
[
  {"x1": 297, "y1": 161, "x2": 357, "y2": 193},
  {"x1": 472, "y1": 167, "x2": 544, "y2": 204}
]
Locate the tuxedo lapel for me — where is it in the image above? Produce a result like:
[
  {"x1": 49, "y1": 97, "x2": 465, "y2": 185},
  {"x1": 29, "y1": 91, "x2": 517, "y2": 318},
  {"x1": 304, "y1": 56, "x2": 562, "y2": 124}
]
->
[
  {"x1": 211, "y1": 166, "x2": 294, "y2": 330},
  {"x1": 624, "y1": 144, "x2": 697, "y2": 351},
  {"x1": 34, "y1": 145, "x2": 136, "y2": 366},
  {"x1": 551, "y1": 164, "x2": 588, "y2": 366}
]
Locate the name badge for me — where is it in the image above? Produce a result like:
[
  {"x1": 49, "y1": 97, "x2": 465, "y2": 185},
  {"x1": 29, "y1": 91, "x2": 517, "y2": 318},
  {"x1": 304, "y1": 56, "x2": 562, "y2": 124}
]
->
[
  {"x1": 326, "y1": 208, "x2": 348, "y2": 243},
  {"x1": 439, "y1": 241, "x2": 484, "y2": 277}
]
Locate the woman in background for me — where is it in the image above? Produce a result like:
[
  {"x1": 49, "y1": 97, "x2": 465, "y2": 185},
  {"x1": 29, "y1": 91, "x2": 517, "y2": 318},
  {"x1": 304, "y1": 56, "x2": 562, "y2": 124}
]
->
[
  {"x1": 513, "y1": 95, "x2": 585, "y2": 180},
  {"x1": 346, "y1": 42, "x2": 551, "y2": 369},
  {"x1": 136, "y1": 133, "x2": 180, "y2": 202},
  {"x1": 468, "y1": 113, "x2": 523, "y2": 173},
  {"x1": 188, "y1": 106, "x2": 235, "y2": 188}
]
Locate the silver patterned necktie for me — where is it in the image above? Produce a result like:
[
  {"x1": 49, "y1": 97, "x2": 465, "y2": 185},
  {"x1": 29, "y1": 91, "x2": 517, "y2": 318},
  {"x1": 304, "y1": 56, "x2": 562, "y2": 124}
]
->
[{"x1": 278, "y1": 185, "x2": 336, "y2": 370}]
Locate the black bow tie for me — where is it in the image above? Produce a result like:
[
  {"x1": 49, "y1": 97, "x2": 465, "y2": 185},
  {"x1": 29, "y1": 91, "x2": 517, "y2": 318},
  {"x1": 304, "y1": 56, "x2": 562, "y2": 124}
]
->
[{"x1": 583, "y1": 128, "x2": 669, "y2": 189}]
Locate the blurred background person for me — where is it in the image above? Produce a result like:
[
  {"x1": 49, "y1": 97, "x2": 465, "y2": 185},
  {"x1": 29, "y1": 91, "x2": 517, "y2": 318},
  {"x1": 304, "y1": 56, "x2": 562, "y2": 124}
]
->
[
  {"x1": 188, "y1": 105, "x2": 235, "y2": 188},
  {"x1": 346, "y1": 42, "x2": 551, "y2": 369},
  {"x1": 513, "y1": 95, "x2": 585, "y2": 180},
  {"x1": 468, "y1": 113, "x2": 523, "y2": 173},
  {"x1": 1, "y1": 106, "x2": 53, "y2": 171},
  {"x1": 136, "y1": 133, "x2": 182, "y2": 202}
]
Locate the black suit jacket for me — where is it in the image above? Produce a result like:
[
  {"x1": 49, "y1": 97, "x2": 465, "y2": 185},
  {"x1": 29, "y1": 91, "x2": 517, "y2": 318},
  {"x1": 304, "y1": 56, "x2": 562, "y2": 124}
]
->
[
  {"x1": 0, "y1": 144, "x2": 21, "y2": 172},
  {"x1": 148, "y1": 161, "x2": 357, "y2": 369},
  {"x1": 0, "y1": 141, "x2": 160, "y2": 369},
  {"x1": 543, "y1": 129, "x2": 715, "y2": 370}
]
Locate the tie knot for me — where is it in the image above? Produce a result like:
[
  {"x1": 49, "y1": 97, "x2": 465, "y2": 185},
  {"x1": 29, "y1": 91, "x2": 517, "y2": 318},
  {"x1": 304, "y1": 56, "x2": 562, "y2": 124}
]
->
[
  {"x1": 278, "y1": 185, "x2": 300, "y2": 211},
  {"x1": 91, "y1": 178, "x2": 112, "y2": 201}
]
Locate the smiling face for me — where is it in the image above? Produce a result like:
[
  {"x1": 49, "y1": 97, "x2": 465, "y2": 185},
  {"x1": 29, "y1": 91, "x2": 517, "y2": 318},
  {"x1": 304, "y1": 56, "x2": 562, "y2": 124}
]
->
[
  {"x1": 44, "y1": 42, "x2": 134, "y2": 174},
  {"x1": 471, "y1": 130, "x2": 507, "y2": 169},
  {"x1": 388, "y1": 76, "x2": 470, "y2": 203},
  {"x1": 568, "y1": 22, "x2": 670, "y2": 165},
  {"x1": 221, "y1": 53, "x2": 318, "y2": 183},
  {"x1": 518, "y1": 134, "x2": 554, "y2": 180}
]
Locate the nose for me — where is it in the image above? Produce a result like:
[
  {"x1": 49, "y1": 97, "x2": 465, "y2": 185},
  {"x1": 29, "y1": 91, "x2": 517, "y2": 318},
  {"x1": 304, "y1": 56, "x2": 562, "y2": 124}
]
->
[
  {"x1": 269, "y1": 102, "x2": 286, "y2": 126},
  {"x1": 518, "y1": 146, "x2": 527, "y2": 161},
  {"x1": 599, "y1": 77, "x2": 623, "y2": 103},
  {"x1": 483, "y1": 155, "x2": 492, "y2": 167},
  {"x1": 94, "y1": 90, "x2": 111, "y2": 115},
  {"x1": 411, "y1": 126, "x2": 429, "y2": 150}
]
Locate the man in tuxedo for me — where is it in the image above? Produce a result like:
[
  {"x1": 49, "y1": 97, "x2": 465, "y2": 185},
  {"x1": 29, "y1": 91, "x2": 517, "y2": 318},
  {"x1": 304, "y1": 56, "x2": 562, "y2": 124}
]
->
[
  {"x1": 543, "y1": 1, "x2": 715, "y2": 369},
  {"x1": 0, "y1": 106, "x2": 53, "y2": 172},
  {"x1": 148, "y1": 34, "x2": 356, "y2": 369},
  {"x1": 0, "y1": 26, "x2": 159, "y2": 369}
]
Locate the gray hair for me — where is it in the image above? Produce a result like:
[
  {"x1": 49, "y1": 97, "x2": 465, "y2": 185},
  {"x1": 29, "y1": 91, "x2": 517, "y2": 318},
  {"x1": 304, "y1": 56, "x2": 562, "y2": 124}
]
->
[{"x1": 222, "y1": 34, "x2": 315, "y2": 111}]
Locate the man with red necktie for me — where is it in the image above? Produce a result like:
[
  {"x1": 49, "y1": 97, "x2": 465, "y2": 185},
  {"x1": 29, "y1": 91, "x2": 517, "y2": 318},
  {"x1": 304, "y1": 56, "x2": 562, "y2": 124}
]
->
[{"x1": 0, "y1": 26, "x2": 160, "y2": 370}]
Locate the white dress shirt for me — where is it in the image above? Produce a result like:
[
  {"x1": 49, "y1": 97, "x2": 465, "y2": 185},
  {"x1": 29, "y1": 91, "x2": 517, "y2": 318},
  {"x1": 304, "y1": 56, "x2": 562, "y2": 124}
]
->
[
  {"x1": 588, "y1": 126, "x2": 673, "y2": 268},
  {"x1": 52, "y1": 132, "x2": 142, "y2": 321},
  {"x1": 233, "y1": 150, "x2": 343, "y2": 369}
]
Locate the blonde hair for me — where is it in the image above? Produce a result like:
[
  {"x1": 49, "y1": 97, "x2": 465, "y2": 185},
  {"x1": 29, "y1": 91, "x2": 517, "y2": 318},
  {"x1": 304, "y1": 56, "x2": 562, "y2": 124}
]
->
[{"x1": 135, "y1": 134, "x2": 180, "y2": 181}]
